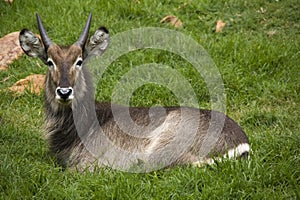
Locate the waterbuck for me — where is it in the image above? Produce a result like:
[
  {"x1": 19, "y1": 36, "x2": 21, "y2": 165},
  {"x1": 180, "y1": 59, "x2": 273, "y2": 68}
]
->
[{"x1": 19, "y1": 13, "x2": 250, "y2": 172}]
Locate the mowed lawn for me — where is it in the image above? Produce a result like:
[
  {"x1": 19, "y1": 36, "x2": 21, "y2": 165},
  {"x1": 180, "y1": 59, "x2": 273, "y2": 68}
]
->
[{"x1": 0, "y1": 0, "x2": 299, "y2": 199}]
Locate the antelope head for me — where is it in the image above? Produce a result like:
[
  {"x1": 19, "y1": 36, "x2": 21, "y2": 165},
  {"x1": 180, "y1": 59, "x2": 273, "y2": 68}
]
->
[{"x1": 19, "y1": 13, "x2": 109, "y2": 105}]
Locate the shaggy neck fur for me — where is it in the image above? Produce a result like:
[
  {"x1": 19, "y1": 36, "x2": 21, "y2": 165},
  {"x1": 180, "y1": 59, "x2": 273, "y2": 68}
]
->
[{"x1": 44, "y1": 66, "x2": 95, "y2": 166}]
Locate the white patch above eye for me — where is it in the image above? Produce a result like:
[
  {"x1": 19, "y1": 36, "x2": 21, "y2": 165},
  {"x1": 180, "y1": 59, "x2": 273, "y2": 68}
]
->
[
  {"x1": 47, "y1": 58, "x2": 56, "y2": 70},
  {"x1": 73, "y1": 57, "x2": 83, "y2": 69}
]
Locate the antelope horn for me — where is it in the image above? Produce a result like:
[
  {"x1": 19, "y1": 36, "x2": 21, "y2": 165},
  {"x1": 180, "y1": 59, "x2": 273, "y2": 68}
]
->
[
  {"x1": 77, "y1": 13, "x2": 92, "y2": 48},
  {"x1": 36, "y1": 13, "x2": 53, "y2": 50}
]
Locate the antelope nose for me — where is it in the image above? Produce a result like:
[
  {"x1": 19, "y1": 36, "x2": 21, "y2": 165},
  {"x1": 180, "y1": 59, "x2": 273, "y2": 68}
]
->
[{"x1": 56, "y1": 87, "x2": 73, "y2": 100}]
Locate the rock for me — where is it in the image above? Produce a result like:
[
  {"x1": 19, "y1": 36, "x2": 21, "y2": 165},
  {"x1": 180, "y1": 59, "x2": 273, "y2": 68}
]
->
[
  {"x1": 0, "y1": 32, "x2": 23, "y2": 70},
  {"x1": 9, "y1": 74, "x2": 45, "y2": 95}
]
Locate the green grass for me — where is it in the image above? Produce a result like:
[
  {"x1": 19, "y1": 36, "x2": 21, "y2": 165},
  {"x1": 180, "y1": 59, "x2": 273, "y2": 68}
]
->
[{"x1": 0, "y1": 0, "x2": 299, "y2": 199}]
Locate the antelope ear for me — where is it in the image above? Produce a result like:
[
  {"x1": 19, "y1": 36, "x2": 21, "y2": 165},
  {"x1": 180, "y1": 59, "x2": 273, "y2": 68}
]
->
[
  {"x1": 84, "y1": 27, "x2": 110, "y2": 58},
  {"x1": 19, "y1": 29, "x2": 48, "y2": 64}
]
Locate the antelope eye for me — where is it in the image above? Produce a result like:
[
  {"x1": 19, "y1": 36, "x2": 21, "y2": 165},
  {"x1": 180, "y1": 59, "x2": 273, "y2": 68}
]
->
[
  {"x1": 47, "y1": 60, "x2": 53, "y2": 66},
  {"x1": 47, "y1": 58, "x2": 55, "y2": 69},
  {"x1": 74, "y1": 58, "x2": 83, "y2": 68},
  {"x1": 76, "y1": 60, "x2": 83, "y2": 66}
]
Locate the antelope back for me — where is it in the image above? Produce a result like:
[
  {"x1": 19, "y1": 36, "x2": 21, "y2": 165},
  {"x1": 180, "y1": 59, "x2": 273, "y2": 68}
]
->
[{"x1": 19, "y1": 13, "x2": 110, "y2": 104}]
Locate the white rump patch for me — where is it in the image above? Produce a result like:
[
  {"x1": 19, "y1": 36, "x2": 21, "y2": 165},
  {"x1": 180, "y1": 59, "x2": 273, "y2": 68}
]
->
[
  {"x1": 224, "y1": 143, "x2": 250, "y2": 159},
  {"x1": 193, "y1": 143, "x2": 250, "y2": 167}
]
